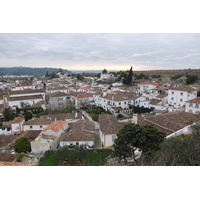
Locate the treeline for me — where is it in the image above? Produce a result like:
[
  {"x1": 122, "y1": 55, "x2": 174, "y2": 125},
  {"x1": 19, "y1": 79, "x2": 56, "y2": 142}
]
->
[{"x1": 0, "y1": 67, "x2": 71, "y2": 76}]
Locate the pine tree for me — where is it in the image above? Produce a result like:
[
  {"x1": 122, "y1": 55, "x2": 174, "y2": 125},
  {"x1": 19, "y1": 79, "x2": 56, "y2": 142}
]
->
[{"x1": 127, "y1": 66, "x2": 133, "y2": 85}]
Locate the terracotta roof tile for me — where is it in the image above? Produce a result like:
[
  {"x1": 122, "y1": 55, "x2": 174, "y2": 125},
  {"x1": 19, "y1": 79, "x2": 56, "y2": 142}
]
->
[
  {"x1": 186, "y1": 97, "x2": 200, "y2": 104},
  {"x1": 0, "y1": 162, "x2": 38, "y2": 166},
  {"x1": 99, "y1": 114, "x2": 128, "y2": 135},
  {"x1": 169, "y1": 86, "x2": 197, "y2": 92},
  {"x1": 42, "y1": 121, "x2": 68, "y2": 133},
  {"x1": 9, "y1": 95, "x2": 43, "y2": 101},
  {"x1": 138, "y1": 111, "x2": 199, "y2": 136},
  {"x1": 19, "y1": 130, "x2": 41, "y2": 141},
  {"x1": 24, "y1": 118, "x2": 52, "y2": 126},
  {"x1": 11, "y1": 117, "x2": 25, "y2": 124}
]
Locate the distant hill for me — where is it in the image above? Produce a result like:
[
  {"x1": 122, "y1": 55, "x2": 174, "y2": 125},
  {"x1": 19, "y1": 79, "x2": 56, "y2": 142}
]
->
[{"x1": 0, "y1": 67, "x2": 72, "y2": 76}]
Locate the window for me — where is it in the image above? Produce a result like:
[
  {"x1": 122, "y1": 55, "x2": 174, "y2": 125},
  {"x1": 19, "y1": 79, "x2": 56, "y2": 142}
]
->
[
  {"x1": 119, "y1": 102, "x2": 121, "y2": 105},
  {"x1": 58, "y1": 97, "x2": 63, "y2": 101},
  {"x1": 171, "y1": 97, "x2": 174, "y2": 100},
  {"x1": 180, "y1": 99, "x2": 183, "y2": 102},
  {"x1": 172, "y1": 91, "x2": 174, "y2": 94},
  {"x1": 124, "y1": 102, "x2": 126, "y2": 104},
  {"x1": 76, "y1": 142, "x2": 79, "y2": 146},
  {"x1": 189, "y1": 103, "x2": 193, "y2": 107},
  {"x1": 195, "y1": 104, "x2": 199, "y2": 108},
  {"x1": 112, "y1": 135, "x2": 117, "y2": 142},
  {"x1": 180, "y1": 92, "x2": 183, "y2": 96},
  {"x1": 40, "y1": 125, "x2": 43, "y2": 128},
  {"x1": 66, "y1": 97, "x2": 70, "y2": 100},
  {"x1": 30, "y1": 126, "x2": 33, "y2": 129}
]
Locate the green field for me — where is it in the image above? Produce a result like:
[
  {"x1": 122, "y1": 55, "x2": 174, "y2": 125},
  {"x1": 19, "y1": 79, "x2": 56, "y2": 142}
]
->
[{"x1": 39, "y1": 150, "x2": 112, "y2": 166}]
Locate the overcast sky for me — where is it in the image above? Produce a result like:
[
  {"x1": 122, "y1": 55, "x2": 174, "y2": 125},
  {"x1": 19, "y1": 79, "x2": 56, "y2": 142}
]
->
[{"x1": 0, "y1": 33, "x2": 200, "y2": 71}]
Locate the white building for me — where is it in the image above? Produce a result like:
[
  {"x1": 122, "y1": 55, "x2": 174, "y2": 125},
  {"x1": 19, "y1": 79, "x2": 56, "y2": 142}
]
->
[
  {"x1": 94, "y1": 91, "x2": 146, "y2": 111},
  {"x1": 31, "y1": 120, "x2": 68, "y2": 153},
  {"x1": 8, "y1": 94, "x2": 44, "y2": 108},
  {"x1": 23, "y1": 118, "x2": 52, "y2": 131},
  {"x1": 185, "y1": 97, "x2": 200, "y2": 114},
  {"x1": 168, "y1": 86, "x2": 197, "y2": 107},
  {"x1": 100, "y1": 73, "x2": 113, "y2": 80},
  {"x1": 11, "y1": 117, "x2": 25, "y2": 135},
  {"x1": 99, "y1": 114, "x2": 128, "y2": 148},
  {"x1": 138, "y1": 82, "x2": 159, "y2": 93}
]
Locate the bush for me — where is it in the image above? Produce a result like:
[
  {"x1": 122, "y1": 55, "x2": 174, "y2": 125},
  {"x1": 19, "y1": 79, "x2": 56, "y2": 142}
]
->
[
  {"x1": 15, "y1": 153, "x2": 25, "y2": 162},
  {"x1": 14, "y1": 137, "x2": 31, "y2": 153},
  {"x1": 117, "y1": 114, "x2": 124, "y2": 118}
]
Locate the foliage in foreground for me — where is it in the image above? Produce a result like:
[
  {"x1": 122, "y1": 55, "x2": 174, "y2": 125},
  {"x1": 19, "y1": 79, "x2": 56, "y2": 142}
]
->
[
  {"x1": 39, "y1": 146, "x2": 112, "y2": 166},
  {"x1": 138, "y1": 125, "x2": 200, "y2": 166},
  {"x1": 113, "y1": 123, "x2": 165, "y2": 161}
]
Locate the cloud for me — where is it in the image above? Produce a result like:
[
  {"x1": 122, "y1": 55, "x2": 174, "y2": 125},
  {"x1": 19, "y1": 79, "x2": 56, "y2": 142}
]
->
[{"x1": 0, "y1": 33, "x2": 200, "y2": 70}]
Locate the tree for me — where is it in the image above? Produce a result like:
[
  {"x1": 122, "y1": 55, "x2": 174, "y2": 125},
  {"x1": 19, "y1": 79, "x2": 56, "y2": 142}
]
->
[
  {"x1": 113, "y1": 123, "x2": 165, "y2": 162},
  {"x1": 14, "y1": 137, "x2": 31, "y2": 153},
  {"x1": 77, "y1": 74, "x2": 84, "y2": 81},
  {"x1": 3, "y1": 107, "x2": 14, "y2": 121},
  {"x1": 24, "y1": 111, "x2": 32, "y2": 121},
  {"x1": 127, "y1": 66, "x2": 133, "y2": 85},
  {"x1": 186, "y1": 75, "x2": 198, "y2": 85},
  {"x1": 102, "y1": 69, "x2": 107, "y2": 74},
  {"x1": 122, "y1": 74, "x2": 128, "y2": 85},
  {"x1": 45, "y1": 71, "x2": 49, "y2": 77}
]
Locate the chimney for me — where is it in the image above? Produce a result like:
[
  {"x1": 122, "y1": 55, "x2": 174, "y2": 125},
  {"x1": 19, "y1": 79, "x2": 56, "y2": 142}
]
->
[
  {"x1": 132, "y1": 113, "x2": 138, "y2": 124},
  {"x1": 75, "y1": 112, "x2": 78, "y2": 118},
  {"x1": 55, "y1": 118, "x2": 57, "y2": 121}
]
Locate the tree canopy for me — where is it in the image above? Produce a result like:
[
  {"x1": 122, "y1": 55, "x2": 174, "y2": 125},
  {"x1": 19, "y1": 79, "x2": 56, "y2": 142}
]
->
[
  {"x1": 102, "y1": 69, "x2": 107, "y2": 74},
  {"x1": 3, "y1": 107, "x2": 14, "y2": 121},
  {"x1": 122, "y1": 66, "x2": 133, "y2": 85},
  {"x1": 77, "y1": 74, "x2": 84, "y2": 81},
  {"x1": 113, "y1": 123, "x2": 165, "y2": 161},
  {"x1": 186, "y1": 75, "x2": 199, "y2": 85},
  {"x1": 14, "y1": 137, "x2": 31, "y2": 153},
  {"x1": 24, "y1": 111, "x2": 33, "y2": 121}
]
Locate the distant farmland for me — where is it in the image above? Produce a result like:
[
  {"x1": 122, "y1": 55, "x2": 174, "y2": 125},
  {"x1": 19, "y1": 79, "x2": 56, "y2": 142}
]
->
[{"x1": 134, "y1": 69, "x2": 200, "y2": 79}]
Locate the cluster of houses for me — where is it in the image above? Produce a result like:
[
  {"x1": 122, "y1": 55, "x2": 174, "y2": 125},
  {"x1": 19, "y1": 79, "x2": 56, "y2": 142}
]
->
[{"x1": 0, "y1": 71, "x2": 200, "y2": 164}]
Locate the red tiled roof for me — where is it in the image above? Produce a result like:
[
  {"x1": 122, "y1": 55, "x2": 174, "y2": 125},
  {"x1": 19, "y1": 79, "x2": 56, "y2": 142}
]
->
[
  {"x1": 80, "y1": 86, "x2": 92, "y2": 90},
  {"x1": 77, "y1": 93, "x2": 93, "y2": 98},
  {"x1": 139, "y1": 82, "x2": 158, "y2": 86},
  {"x1": 42, "y1": 120, "x2": 68, "y2": 133},
  {"x1": 11, "y1": 117, "x2": 25, "y2": 124},
  {"x1": 20, "y1": 83, "x2": 32, "y2": 87},
  {"x1": 0, "y1": 162, "x2": 38, "y2": 166},
  {"x1": 186, "y1": 97, "x2": 200, "y2": 104}
]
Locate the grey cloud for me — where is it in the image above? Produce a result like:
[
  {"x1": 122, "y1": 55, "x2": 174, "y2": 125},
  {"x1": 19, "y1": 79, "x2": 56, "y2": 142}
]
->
[{"x1": 0, "y1": 33, "x2": 200, "y2": 69}]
